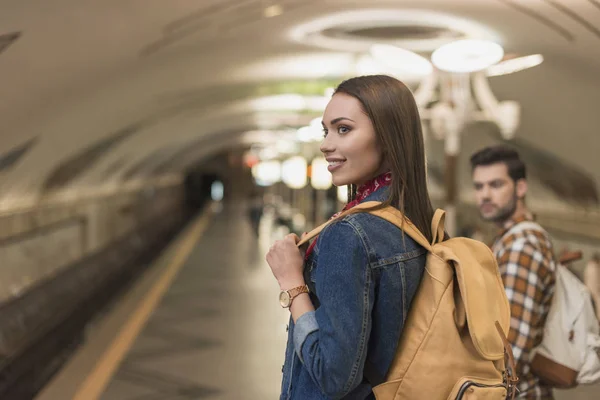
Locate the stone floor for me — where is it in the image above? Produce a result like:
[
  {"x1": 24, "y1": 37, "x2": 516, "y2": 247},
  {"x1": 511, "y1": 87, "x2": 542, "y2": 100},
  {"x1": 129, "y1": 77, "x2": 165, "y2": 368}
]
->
[
  {"x1": 92, "y1": 203, "x2": 598, "y2": 400},
  {"x1": 100, "y1": 204, "x2": 289, "y2": 400}
]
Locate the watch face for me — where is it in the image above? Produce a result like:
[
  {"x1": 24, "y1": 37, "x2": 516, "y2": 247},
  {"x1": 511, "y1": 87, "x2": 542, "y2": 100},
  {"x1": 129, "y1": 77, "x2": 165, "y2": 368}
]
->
[{"x1": 279, "y1": 291, "x2": 291, "y2": 308}]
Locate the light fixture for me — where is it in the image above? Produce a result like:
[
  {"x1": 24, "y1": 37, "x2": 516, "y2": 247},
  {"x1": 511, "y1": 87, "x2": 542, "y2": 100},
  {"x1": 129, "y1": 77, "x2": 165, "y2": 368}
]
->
[
  {"x1": 486, "y1": 54, "x2": 543, "y2": 77},
  {"x1": 355, "y1": 55, "x2": 388, "y2": 76},
  {"x1": 210, "y1": 181, "x2": 224, "y2": 201},
  {"x1": 252, "y1": 161, "x2": 282, "y2": 186},
  {"x1": 250, "y1": 94, "x2": 305, "y2": 111},
  {"x1": 288, "y1": 9, "x2": 496, "y2": 53},
  {"x1": 237, "y1": 53, "x2": 353, "y2": 80},
  {"x1": 296, "y1": 117, "x2": 324, "y2": 143},
  {"x1": 431, "y1": 39, "x2": 504, "y2": 73},
  {"x1": 296, "y1": 126, "x2": 314, "y2": 143},
  {"x1": 250, "y1": 94, "x2": 328, "y2": 112},
  {"x1": 264, "y1": 4, "x2": 283, "y2": 18},
  {"x1": 310, "y1": 158, "x2": 332, "y2": 190},
  {"x1": 337, "y1": 186, "x2": 348, "y2": 203},
  {"x1": 370, "y1": 44, "x2": 433, "y2": 76},
  {"x1": 281, "y1": 156, "x2": 307, "y2": 189},
  {"x1": 275, "y1": 139, "x2": 299, "y2": 154},
  {"x1": 258, "y1": 147, "x2": 279, "y2": 161}
]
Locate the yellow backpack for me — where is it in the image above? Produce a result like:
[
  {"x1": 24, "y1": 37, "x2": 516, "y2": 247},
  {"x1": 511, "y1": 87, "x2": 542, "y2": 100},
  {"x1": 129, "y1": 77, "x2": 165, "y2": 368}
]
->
[{"x1": 299, "y1": 202, "x2": 518, "y2": 399}]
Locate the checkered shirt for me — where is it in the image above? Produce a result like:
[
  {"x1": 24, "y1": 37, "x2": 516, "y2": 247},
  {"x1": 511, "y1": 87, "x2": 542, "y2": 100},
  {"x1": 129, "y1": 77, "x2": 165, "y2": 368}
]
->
[{"x1": 492, "y1": 216, "x2": 557, "y2": 399}]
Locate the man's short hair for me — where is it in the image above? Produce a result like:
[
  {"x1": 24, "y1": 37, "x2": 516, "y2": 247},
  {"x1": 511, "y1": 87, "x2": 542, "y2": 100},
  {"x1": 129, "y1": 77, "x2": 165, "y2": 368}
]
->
[{"x1": 470, "y1": 145, "x2": 526, "y2": 182}]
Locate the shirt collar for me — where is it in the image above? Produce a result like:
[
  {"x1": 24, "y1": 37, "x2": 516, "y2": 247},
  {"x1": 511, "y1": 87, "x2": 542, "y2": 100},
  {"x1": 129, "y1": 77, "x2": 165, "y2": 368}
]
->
[{"x1": 498, "y1": 212, "x2": 535, "y2": 237}]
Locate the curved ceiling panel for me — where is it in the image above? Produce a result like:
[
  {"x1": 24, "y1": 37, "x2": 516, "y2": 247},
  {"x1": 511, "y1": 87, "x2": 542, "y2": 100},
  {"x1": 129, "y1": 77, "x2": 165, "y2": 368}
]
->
[
  {"x1": 0, "y1": 31, "x2": 21, "y2": 55},
  {"x1": 493, "y1": 135, "x2": 598, "y2": 206},
  {"x1": 41, "y1": 124, "x2": 142, "y2": 193},
  {"x1": 497, "y1": 0, "x2": 574, "y2": 42},
  {"x1": 0, "y1": 137, "x2": 37, "y2": 173},
  {"x1": 141, "y1": 0, "x2": 317, "y2": 57},
  {"x1": 0, "y1": 0, "x2": 598, "y2": 214}
]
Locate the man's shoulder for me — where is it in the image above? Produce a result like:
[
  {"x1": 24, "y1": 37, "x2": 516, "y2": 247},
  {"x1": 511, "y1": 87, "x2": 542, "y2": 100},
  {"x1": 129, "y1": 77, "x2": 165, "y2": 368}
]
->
[
  {"x1": 496, "y1": 221, "x2": 557, "y2": 273},
  {"x1": 501, "y1": 221, "x2": 552, "y2": 248}
]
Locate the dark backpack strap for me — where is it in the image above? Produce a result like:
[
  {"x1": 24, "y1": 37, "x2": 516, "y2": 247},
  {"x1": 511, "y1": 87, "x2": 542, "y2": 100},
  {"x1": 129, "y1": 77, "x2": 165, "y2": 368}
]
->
[{"x1": 363, "y1": 359, "x2": 385, "y2": 387}]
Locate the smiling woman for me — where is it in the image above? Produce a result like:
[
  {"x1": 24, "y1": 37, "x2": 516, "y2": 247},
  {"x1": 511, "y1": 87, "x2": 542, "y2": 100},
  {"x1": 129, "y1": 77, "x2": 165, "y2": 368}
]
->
[{"x1": 266, "y1": 75, "x2": 435, "y2": 400}]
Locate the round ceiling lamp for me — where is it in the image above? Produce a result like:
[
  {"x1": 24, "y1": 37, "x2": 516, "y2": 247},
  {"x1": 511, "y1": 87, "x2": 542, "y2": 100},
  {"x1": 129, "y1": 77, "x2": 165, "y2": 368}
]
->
[
  {"x1": 288, "y1": 9, "x2": 497, "y2": 53},
  {"x1": 337, "y1": 185, "x2": 348, "y2": 203},
  {"x1": 431, "y1": 39, "x2": 504, "y2": 73},
  {"x1": 370, "y1": 44, "x2": 433, "y2": 76},
  {"x1": 310, "y1": 158, "x2": 332, "y2": 190},
  {"x1": 281, "y1": 156, "x2": 308, "y2": 189}
]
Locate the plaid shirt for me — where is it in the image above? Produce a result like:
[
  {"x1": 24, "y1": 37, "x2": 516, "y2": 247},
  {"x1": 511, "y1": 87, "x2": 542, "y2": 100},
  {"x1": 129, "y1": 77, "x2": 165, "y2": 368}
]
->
[{"x1": 492, "y1": 215, "x2": 556, "y2": 399}]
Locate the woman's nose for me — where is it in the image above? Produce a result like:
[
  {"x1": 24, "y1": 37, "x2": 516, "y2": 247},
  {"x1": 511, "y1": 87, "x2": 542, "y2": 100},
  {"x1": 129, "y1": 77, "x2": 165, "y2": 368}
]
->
[{"x1": 319, "y1": 134, "x2": 334, "y2": 154}]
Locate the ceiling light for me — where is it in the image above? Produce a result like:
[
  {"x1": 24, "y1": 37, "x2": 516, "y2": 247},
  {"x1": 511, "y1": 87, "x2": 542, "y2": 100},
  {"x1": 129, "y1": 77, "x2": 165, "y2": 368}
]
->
[
  {"x1": 289, "y1": 9, "x2": 497, "y2": 53},
  {"x1": 252, "y1": 161, "x2": 282, "y2": 186},
  {"x1": 356, "y1": 55, "x2": 388, "y2": 75},
  {"x1": 431, "y1": 39, "x2": 504, "y2": 73},
  {"x1": 282, "y1": 156, "x2": 307, "y2": 189},
  {"x1": 296, "y1": 121, "x2": 323, "y2": 143},
  {"x1": 370, "y1": 44, "x2": 433, "y2": 76},
  {"x1": 486, "y1": 54, "x2": 544, "y2": 77},
  {"x1": 337, "y1": 186, "x2": 348, "y2": 202},
  {"x1": 249, "y1": 94, "x2": 328, "y2": 112},
  {"x1": 311, "y1": 158, "x2": 332, "y2": 190},
  {"x1": 236, "y1": 53, "x2": 353, "y2": 80},
  {"x1": 296, "y1": 126, "x2": 315, "y2": 143},
  {"x1": 264, "y1": 5, "x2": 283, "y2": 18}
]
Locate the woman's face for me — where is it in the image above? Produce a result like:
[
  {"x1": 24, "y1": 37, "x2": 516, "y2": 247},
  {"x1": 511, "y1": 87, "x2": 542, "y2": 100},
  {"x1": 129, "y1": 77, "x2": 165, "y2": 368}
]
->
[{"x1": 320, "y1": 93, "x2": 385, "y2": 187}]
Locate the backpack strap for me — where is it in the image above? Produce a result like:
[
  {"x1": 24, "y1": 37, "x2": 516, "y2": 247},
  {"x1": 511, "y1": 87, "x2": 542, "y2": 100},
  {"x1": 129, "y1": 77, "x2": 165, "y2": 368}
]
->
[
  {"x1": 296, "y1": 201, "x2": 433, "y2": 251},
  {"x1": 430, "y1": 209, "x2": 446, "y2": 245},
  {"x1": 495, "y1": 321, "x2": 519, "y2": 399},
  {"x1": 366, "y1": 207, "x2": 432, "y2": 250}
]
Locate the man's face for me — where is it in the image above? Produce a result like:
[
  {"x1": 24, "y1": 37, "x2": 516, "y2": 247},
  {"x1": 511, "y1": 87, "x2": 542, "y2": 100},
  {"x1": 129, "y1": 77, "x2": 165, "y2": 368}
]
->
[{"x1": 472, "y1": 163, "x2": 523, "y2": 223}]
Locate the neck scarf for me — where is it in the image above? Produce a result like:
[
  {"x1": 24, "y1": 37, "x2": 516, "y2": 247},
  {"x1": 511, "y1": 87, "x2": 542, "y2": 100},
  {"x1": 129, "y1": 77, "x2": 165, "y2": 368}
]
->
[{"x1": 304, "y1": 171, "x2": 392, "y2": 260}]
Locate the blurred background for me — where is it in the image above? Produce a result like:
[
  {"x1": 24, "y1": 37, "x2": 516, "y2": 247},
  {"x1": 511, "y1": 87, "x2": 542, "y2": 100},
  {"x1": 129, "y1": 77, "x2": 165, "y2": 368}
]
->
[{"x1": 0, "y1": 1, "x2": 599, "y2": 399}]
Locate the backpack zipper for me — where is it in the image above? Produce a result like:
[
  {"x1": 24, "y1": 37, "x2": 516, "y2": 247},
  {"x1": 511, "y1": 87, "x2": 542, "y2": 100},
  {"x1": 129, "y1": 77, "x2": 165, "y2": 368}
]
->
[{"x1": 455, "y1": 380, "x2": 506, "y2": 399}]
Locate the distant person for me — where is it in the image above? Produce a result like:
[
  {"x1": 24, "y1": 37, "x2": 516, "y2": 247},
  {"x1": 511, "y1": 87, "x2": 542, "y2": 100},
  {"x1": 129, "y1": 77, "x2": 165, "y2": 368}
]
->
[
  {"x1": 471, "y1": 146, "x2": 556, "y2": 399},
  {"x1": 247, "y1": 190, "x2": 263, "y2": 236},
  {"x1": 584, "y1": 253, "x2": 600, "y2": 320}
]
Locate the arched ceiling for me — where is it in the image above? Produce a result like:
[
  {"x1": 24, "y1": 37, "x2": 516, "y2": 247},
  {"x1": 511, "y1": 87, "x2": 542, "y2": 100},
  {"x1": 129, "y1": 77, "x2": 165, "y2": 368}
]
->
[{"x1": 1, "y1": 0, "x2": 599, "y2": 211}]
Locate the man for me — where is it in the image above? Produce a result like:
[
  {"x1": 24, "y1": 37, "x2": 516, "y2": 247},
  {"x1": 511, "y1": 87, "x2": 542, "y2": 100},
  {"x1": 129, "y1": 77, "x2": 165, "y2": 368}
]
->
[{"x1": 470, "y1": 146, "x2": 556, "y2": 399}]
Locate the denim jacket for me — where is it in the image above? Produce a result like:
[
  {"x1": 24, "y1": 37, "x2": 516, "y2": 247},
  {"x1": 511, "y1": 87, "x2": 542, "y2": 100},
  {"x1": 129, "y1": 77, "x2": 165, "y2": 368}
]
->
[{"x1": 280, "y1": 188, "x2": 427, "y2": 400}]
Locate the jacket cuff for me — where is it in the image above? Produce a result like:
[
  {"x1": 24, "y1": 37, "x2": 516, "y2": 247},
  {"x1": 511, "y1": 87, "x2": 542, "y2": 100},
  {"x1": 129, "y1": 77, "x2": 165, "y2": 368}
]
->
[{"x1": 293, "y1": 311, "x2": 319, "y2": 362}]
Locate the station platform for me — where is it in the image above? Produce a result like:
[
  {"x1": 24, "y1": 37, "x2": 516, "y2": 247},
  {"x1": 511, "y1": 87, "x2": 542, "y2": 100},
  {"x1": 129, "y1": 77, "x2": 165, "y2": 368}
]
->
[{"x1": 35, "y1": 202, "x2": 598, "y2": 400}]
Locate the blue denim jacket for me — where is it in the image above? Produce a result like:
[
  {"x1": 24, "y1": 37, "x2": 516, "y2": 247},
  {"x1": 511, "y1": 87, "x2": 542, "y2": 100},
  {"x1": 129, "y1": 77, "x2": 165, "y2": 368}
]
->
[{"x1": 280, "y1": 188, "x2": 427, "y2": 400}]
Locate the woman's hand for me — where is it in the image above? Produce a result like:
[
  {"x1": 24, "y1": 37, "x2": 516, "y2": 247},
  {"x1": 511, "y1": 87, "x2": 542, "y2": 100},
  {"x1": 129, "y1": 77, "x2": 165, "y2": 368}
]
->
[{"x1": 266, "y1": 233, "x2": 306, "y2": 290}]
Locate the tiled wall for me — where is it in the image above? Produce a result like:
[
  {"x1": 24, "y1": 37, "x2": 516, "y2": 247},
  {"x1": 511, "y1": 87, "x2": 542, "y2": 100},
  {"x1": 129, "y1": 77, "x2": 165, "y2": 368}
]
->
[{"x1": 0, "y1": 181, "x2": 186, "y2": 304}]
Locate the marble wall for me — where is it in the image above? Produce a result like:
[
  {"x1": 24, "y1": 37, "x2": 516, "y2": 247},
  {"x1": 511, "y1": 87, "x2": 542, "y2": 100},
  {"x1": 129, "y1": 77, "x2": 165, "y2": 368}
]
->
[{"x1": 0, "y1": 181, "x2": 186, "y2": 305}]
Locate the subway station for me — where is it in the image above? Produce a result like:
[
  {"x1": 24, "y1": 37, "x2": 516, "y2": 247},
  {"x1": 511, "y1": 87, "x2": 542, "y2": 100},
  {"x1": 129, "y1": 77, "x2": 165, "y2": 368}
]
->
[{"x1": 1, "y1": 1, "x2": 599, "y2": 399}]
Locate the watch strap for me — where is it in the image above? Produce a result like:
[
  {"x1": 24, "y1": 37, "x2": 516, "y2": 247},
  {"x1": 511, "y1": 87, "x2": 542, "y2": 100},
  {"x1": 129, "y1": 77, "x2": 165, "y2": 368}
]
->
[{"x1": 288, "y1": 284, "x2": 309, "y2": 300}]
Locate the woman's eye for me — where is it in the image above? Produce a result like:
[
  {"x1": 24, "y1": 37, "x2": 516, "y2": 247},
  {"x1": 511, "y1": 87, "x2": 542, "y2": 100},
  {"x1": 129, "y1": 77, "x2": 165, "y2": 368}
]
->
[
  {"x1": 338, "y1": 125, "x2": 350, "y2": 134},
  {"x1": 322, "y1": 128, "x2": 328, "y2": 138}
]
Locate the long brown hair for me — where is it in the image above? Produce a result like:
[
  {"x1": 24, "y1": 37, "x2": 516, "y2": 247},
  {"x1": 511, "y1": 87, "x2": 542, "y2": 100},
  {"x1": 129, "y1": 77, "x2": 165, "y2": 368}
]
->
[{"x1": 334, "y1": 75, "x2": 435, "y2": 241}]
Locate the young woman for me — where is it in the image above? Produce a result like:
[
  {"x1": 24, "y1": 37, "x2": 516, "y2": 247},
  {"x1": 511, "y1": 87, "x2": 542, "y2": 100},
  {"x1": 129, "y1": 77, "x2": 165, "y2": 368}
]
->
[{"x1": 267, "y1": 75, "x2": 435, "y2": 399}]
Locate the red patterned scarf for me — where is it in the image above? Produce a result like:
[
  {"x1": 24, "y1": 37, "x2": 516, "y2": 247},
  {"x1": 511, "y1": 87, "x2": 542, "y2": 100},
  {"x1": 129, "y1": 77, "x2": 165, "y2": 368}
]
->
[{"x1": 304, "y1": 171, "x2": 392, "y2": 260}]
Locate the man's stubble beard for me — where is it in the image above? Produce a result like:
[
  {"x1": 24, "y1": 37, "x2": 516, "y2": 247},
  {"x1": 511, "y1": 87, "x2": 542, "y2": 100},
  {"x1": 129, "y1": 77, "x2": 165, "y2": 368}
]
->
[{"x1": 481, "y1": 191, "x2": 518, "y2": 225}]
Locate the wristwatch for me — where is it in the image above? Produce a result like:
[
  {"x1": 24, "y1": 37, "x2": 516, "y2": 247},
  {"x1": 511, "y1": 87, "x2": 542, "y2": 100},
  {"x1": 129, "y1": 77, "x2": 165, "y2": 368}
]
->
[{"x1": 279, "y1": 285, "x2": 310, "y2": 308}]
